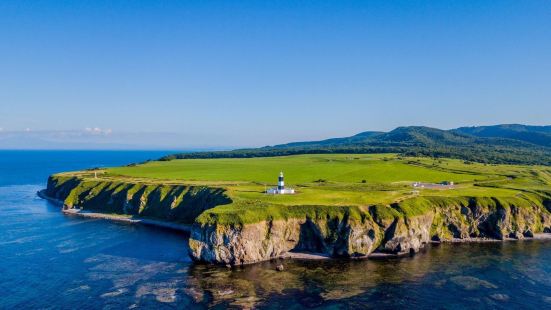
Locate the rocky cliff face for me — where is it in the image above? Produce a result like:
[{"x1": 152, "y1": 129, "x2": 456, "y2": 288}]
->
[
  {"x1": 430, "y1": 197, "x2": 551, "y2": 241},
  {"x1": 189, "y1": 198, "x2": 551, "y2": 265},
  {"x1": 189, "y1": 212, "x2": 439, "y2": 265},
  {"x1": 189, "y1": 216, "x2": 385, "y2": 265},
  {"x1": 45, "y1": 175, "x2": 231, "y2": 224}
]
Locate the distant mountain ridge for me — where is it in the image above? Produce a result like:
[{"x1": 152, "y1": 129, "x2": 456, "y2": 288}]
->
[
  {"x1": 162, "y1": 124, "x2": 551, "y2": 165},
  {"x1": 454, "y1": 124, "x2": 551, "y2": 148}
]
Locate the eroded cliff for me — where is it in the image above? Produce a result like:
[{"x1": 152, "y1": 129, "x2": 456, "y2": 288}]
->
[
  {"x1": 44, "y1": 174, "x2": 231, "y2": 224},
  {"x1": 189, "y1": 196, "x2": 551, "y2": 265}
]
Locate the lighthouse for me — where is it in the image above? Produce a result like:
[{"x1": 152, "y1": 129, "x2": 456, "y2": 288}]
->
[
  {"x1": 266, "y1": 171, "x2": 295, "y2": 194},
  {"x1": 278, "y1": 171, "x2": 285, "y2": 191}
]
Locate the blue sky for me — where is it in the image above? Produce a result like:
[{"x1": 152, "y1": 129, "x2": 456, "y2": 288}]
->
[{"x1": 1, "y1": 1, "x2": 550, "y2": 149}]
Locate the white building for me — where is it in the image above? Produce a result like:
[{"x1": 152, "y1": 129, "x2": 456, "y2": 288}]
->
[{"x1": 266, "y1": 172, "x2": 295, "y2": 194}]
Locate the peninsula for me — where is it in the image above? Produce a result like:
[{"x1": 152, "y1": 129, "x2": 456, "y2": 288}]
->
[{"x1": 40, "y1": 125, "x2": 551, "y2": 265}]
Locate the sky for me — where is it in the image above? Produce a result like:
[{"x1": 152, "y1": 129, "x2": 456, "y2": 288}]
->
[{"x1": 1, "y1": 0, "x2": 550, "y2": 149}]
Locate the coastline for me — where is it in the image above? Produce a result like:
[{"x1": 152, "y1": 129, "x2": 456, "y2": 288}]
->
[
  {"x1": 37, "y1": 189, "x2": 551, "y2": 263},
  {"x1": 280, "y1": 234, "x2": 551, "y2": 261},
  {"x1": 441, "y1": 234, "x2": 551, "y2": 242},
  {"x1": 37, "y1": 190, "x2": 191, "y2": 233},
  {"x1": 37, "y1": 190, "x2": 418, "y2": 262}
]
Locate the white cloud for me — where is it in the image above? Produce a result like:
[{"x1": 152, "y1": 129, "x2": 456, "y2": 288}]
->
[{"x1": 84, "y1": 127, "x2": 113, "y2": 135}]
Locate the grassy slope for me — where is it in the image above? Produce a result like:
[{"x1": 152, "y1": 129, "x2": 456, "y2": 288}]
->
[
  {"x1": 45, "y1": 174, "x2": 231, "y2": 224},
  {"x1": 160, "y1": 126, "x2": 551, "y2": 166},
  {"x1": 109, "y1": 154, "x2": 485, "y2": 184},
  {"x1": 100, "y1": 154, "x2": 551, "y2": 225}
]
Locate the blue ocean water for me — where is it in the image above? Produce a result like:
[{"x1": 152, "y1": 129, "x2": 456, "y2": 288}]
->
[{"x1": 1, "y1": 151, "x2": 551, "y2": 309}]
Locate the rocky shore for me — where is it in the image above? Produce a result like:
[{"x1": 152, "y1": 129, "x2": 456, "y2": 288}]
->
[{"x1": 38, "y1": 190, "x2": 191, "y2": 233}]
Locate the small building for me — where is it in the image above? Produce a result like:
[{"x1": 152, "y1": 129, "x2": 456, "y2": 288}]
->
[
  {"x1": 412, "y1": 181, "x2": 455, "y2": 190},
  {"x1": 266, "y1": 172, "x2": 295, "y2": 194}
]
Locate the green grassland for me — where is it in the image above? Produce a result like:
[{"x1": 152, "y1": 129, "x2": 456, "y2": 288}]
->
[
  {"x1": 93, "y1": 154, "x2": 551, "y2": 225},
  {"x1": 110, "y1": 154, "x2": 486, "y2": 184}
]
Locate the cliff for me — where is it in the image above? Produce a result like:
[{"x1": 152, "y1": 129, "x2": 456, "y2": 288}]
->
[
  {"x1": 189, "y1": 196, "x2": 551, "y2": 265},
  {"x1": 44, "y1": 174, "x2": 231, "y2": 224}
]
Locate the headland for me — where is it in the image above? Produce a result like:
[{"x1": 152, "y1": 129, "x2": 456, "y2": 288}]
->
[{"x1": 40, "y1": 153, "x2": 551, "y2": 265}]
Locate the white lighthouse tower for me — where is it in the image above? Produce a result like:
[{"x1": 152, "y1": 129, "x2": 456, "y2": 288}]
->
[{"x1": 266, "y1": 172, "x2": 295, "y2": 194}]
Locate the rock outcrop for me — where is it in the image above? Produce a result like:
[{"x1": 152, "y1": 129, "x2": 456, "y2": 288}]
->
[
  {"x1": 189, "y1": 216, "x2": 385, "y2": 265},
  {"x1": 189, "y1": 197, "x2": 551, "y2": 265}
]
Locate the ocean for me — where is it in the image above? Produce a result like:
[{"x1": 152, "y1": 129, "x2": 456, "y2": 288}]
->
[{"x1": 1, "y1": 150, "x2": 551, "y2": 309}]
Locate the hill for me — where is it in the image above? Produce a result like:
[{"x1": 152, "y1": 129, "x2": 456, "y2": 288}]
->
[
  {"x1": 161, "y1": 125, "x2": 551, "y2": 165},
  {"x1": 454, "y1": 124, "x2": 551, "y2": 148}
]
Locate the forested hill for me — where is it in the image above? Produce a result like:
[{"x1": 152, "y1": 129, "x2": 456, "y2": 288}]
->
[
  {"x1": 454, "y1": 124, "x2": 551, "y2": 148},
  {"x1": 162, "y1": 125, "x2": 551, "y2": 165}
]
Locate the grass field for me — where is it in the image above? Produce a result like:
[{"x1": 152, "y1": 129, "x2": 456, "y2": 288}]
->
[
  {"x1": 109, "y1": 154, "x2": 490, "y2": 184},
  {"x1": 86, "y1": 154, "x2": 551, "y2": 224},
  {"x1": 43, "y1": 154, "x2": 550, "y2": 225}
]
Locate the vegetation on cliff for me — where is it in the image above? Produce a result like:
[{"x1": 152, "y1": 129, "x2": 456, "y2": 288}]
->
[
  {"x1": 45, "y1": 174, "x2": 231, "y2": 224},
  {"x1": 47, "y1": 154, "x2": 551, "y2": 226}
]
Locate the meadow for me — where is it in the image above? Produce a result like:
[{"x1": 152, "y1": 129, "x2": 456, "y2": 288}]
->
[
  {"x1": 109, "y1": 154, "x2": 490, "y2": 184},
  {"x1": 101, "y1": 154, "x2": 551, "y2": 224}
]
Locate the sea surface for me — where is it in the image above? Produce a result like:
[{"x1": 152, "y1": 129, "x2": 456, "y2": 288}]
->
[{"x1": 1, "y1": 151, "x2": 551, "y2": 309}]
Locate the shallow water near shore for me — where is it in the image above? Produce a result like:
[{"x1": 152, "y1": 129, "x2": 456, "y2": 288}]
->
[{"x1": 1, "y1": 151, "x2": 551, "y2": 309}]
